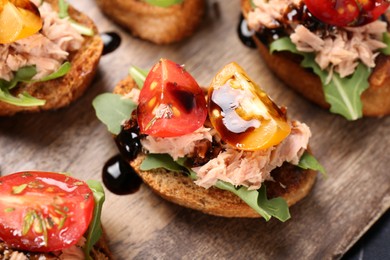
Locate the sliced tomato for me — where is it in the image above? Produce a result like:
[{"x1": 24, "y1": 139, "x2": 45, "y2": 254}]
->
[
  {"x1": 304, "y1": 0, "x2": 389, "y2": 27},
  {"x1": 0, "y1": 0, "x2": 42, "y2": 44},
  {"x1": 208, "y1": 62, "x2": 291, "y2": 151},
  {"x1": 0, "y1": 171, "x2": 94, "y2": 252},
  {"x1": 137, "y1": 58, "x2": 207, "y2": 137}
]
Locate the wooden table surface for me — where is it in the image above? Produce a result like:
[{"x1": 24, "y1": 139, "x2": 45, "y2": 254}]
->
[{"x1": 1, "y1": 1, "x2": 389, "y2": 259}]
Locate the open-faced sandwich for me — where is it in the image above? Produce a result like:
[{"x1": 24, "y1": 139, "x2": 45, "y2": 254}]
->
[
  {"x1": 0, "y1": 171, "x2": 112, "y2": 259},
  {"x1": 93, "y1": 59, "x2": 325, "y2": 221},
  {"x1": 241, "y1": 0, "x2": 390, "y2": 120},
  {"x1": 0, "y1": 0, "x2": 103, "y2": 116},
  {"x1": 95, "y1": 0, "x2": 205, "y2": 44}
]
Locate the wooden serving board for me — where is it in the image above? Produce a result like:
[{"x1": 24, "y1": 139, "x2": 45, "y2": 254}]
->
[{"x1": 1, "y1": 1, "x2": 389, "y2": 259}]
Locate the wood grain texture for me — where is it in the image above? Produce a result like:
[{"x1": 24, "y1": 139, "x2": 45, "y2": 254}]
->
[{"x1": 0, "y1": 1, "x2": 389, "y2": 259}]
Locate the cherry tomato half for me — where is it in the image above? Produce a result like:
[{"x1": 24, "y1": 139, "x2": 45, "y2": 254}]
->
[
  {"x1": 304, "y1": 0, "x2": 389, "y2": 27},
  {"x1": 137, "y1": 59, "x2": 207, "y2": 137},
  {"x1": 0, "y1": 171, "x2": 94, "y2": 252},
  {"x1": 208, "y1": 62, "x2": 291, "y2": 151},
  {"x1": 0, "y1": 0, "x2": 42, "y2": 44}
]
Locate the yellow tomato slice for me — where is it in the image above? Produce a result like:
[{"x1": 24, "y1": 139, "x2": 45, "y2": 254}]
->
[
  {"x1": 208, "y1": 62, "x2": 291, "y2": 151},
  {"x1": 0, "y1": 0, "x2": 42, "y2": 44}
]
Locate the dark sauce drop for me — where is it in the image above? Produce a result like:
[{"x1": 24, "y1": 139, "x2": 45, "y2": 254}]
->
[
  {"x1": 237, "y1": 14, "x2": 257, "y2": 49},
  {"x1": 115, "y1": 125, "x2": 142, "y2": 161},
  {"x1": 102, "y1": 155, "x2": 142, "y2": 195},
  {"x1": 100, "y1": 32, "x2": 121, "y2": 55},
  {"x1": 103, "y1": 123, "x2": 144, "y2": 195}
]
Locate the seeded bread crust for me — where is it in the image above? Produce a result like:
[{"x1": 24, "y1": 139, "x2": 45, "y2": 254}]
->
[
  {"x1": 113, "y1": 75, "x2": 317, "y2": 218},
  {"x1": 0, "y1": 0, "x2": 103, "y2": 116},
  {"x1": 241, "y1": 0, "x2": 390, "y2": 117},
  {"x1": 95, "y1": 0, "x2": 205, "y2": 44}
]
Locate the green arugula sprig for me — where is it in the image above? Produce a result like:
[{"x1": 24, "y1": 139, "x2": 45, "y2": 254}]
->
[
  {"x1": 58, "y1": 0, "x2": 94, "y2": 36},
  {"x1": 381, "y1": 32, "x2": 390, "y2": 55},
  {"x1": 92, "y1": 93, "x2": 137, "y2": 135},
  {"x1": 129, "y1": 66, "x2": 148, "y2": 89},
  {"x1": 84, "y1": 180, "x2": 105, "y2": 260},
  {"x1": 93, "y1": 66, "x2": 147, "y2": 134},
  {"x1": 144, "y1": 0, "x2": 184, "y2": 8},
  {"x1": 298, "y1": 152, "x2": 327, "y2": 177},
  {"x1": 270, "y1": 37, "x2": 371, "y2": 120},
  {"x1": 0, "y1": 62, "x2": 71, "y2": 106}
]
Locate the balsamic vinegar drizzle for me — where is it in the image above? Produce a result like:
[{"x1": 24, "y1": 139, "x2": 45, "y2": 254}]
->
[
  {"x1": 115, "y1": 125, "x2": 142, "y2": 162},
  {"x1": 102, "y1": 126, "x2": 143, "y2": 195},
  {"x1": 237, "y1": 15, "x2": 256, "y2": 49},
  {"x1": 100, "y1": 32, "x2": 121, "y2": 55},
  {"x1": 102, "y1": 154, "x2": 142, "y2": 195}
]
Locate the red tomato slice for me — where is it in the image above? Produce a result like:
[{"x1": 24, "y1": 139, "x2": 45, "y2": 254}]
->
[
  {"x1": 137, "y1": 59, "x2": 207, "y2": 137},
  {"x1": 304, "y1": 0, "x2": 389, "y2": 27},
  {"x1": 0, "y1": 171, "x2": 94, "y2": 252}
]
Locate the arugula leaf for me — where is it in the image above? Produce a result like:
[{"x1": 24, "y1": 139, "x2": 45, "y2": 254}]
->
[
  {"x1": 69, "y1": 21, "x2": 94, "y2": 36},
  {"x1": 140, "y1": 154, "x2": 198, "y2": 179},
  {"x1": 324, "y1": 64, "x2": 370, "y2": 120},
  {"x1": 0, "y1": 88, "x2": 45, "y2": 106},
  {"x1": 298, "y1": 151, "x2": 327, "y2": 177},
  {"x1": 144, "y1": 0, "x2": 184, "y2": 8},
  {"x1": 175, "y1": 157, "x2": 198, "y2": 180},
  {"x1": 140, "y1": 153, "x2": 184, "y2": 172},
  {"x1": 58, "y1": 0, "x2": 94, "y2": 36},
  {"x1": 58, "y1": 0, "x2": 69, "y2": 19},
  {"x1": 270, "y1": 37, "x2": 370, "y2": 120},
  {"x1": 92, "y1": 93, "x2": 137, "y2": 135},
  {"x1": 214, "y1": 181, "x2": 290, "y2": 222},
  {"x1": 381, "y1": 32, "x2": 390, "y2": 55},
  {"x1": 129, "y1": 66, "x2": 149, "y2": 89},
  {"x1": 84, "y1": 180, "x2": 105, "y2": 260},
  {"x1": 140, "y1": 153, "x2": 290, "y2": 221},
  {"x1": 0, "y1": 66, "x2": 37, "y2": 90},
  {"x1": 0, "y1": 63, "x2": 71, "y2": 107},
  {"x1": 38, "y1": 62, "x2": 71, "y2": 82}
]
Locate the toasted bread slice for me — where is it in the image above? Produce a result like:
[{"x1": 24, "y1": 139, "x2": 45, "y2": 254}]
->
[
  {"x1": 95, "y1": 0, "x2": 205, "y2": 44},
  {"x1": 0, "y1": 0, "x2": 103, "y2": 116},
  {"x1": 113, "y1": 75, "x2": 317, "y2": 218},
  {"x1": 0, "y1": 227, "x2": 113, "y2": 259},
  {"x1": 241, "y1": 0, "x2": 390, "y2": 117}
]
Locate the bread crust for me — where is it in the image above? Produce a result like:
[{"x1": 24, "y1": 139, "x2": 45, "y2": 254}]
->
[
  {"x1": 241, "y1": 0, "x2": 390, "y2": 117},
  {"x1": 114, "y1": 75, "x2": 317, "y2": 218},
  {"x1": 95, "y1": 0, "x2": 205, "y2": 44},
  {"x1": 0, "y1": 0, "x2": 103, "y2": 116}
]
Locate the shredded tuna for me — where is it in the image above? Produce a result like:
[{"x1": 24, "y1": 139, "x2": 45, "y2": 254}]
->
[
  {"x1": 248, "y1": 0, "x2": 389, "y2": 78},
  {"x1": 122, "y1": 87, "x2": 141, "y2": 104},
  {"x1": 193, "y1": 121, "x2": 311, "y2": 190},
  {"x1": 0, "y1": 1, "x2": 84, "y2": 81},
  {"x1": 59, "y1": 237, "x2": 86, "y2": 260},
  {"x1": 291, "y1": 22, "x2": 387, "y2": 77},
  {"x1": 9, "y1": 252, "x2": 28, "y2": 260},
  {"x1": 141, "y1": 126, "x2": 213, "y2": 160},
  {"x1": 247, "y1": 0, "x2": 302, "y2": 30}
]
